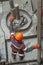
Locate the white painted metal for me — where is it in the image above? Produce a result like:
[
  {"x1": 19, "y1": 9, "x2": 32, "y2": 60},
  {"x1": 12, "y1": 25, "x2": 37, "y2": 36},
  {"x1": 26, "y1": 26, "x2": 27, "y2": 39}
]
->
[{"x1": 0, "y1": 0, "x2": 38, "y2": 64}]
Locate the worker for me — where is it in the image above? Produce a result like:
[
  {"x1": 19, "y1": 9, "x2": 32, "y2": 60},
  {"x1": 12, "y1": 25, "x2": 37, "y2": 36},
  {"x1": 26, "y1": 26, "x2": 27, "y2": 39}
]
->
[{"x1": 10, "y1": 32, "x2": 40, "y2": 60}]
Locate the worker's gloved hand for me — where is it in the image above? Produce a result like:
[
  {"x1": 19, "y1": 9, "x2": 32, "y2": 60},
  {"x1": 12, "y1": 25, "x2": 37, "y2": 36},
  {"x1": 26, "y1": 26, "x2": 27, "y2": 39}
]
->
[
  {"x1": 10, "y1": 33, "x2": 15, "y2": 40},
  {"x1": 34, "y1": 44, "x2": 40, "y2": 49},
  {"x1": 9, "y1": 16, "x2": 15, "y2": 22}
]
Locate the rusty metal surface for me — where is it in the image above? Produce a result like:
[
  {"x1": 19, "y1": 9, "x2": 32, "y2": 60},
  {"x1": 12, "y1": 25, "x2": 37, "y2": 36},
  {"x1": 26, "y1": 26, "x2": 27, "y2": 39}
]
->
[
  {"x1": 0, "y1": 61, "x2": 5, "y2": 65},
  {"x1": 37, "y1": 0, "x2": 42, "y2": 65}
]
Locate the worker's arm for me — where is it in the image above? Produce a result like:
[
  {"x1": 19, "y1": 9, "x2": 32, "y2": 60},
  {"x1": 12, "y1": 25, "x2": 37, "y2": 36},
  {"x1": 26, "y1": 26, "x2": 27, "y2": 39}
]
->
[
  {"x1": 9, "y1": 16, "x2": 14, "y2": 32},
  {"x1": 10, "y1": 33, "x2": 15, "y2": 40},
  {"x1": 23, "y1": 44, "x2": 40, "y2": 53}
]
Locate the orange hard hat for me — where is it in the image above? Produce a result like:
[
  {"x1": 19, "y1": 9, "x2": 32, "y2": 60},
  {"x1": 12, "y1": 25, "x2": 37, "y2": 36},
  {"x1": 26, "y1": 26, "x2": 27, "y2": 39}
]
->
[
  {"x1": 15, "y1": 32, "x2": 23, "y2": 41},
  {"x1": 9, "y1": 16, "x2": 14, "y2": 22}
]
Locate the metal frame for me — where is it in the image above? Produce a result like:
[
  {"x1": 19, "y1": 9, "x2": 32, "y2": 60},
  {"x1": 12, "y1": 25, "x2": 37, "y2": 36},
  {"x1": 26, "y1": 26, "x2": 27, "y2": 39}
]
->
[
  {"x1": 6, "y1": 59, "x2": 37, "y2": 65},
  {"x1": 37, "y1": 0, "x2": 42, "y2": 65},
  {"x1": 0, "y1": 0, "x2": 42, "y2": 65}
]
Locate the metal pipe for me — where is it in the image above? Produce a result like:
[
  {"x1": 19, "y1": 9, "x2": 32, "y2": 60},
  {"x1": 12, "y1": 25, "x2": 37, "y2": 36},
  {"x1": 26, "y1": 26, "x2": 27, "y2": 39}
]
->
[
  {"x1": 5, "y1": 40, "x2": 8, "y2": 62},
  {"x1": 14, "y1": 4, "x2": 20, "y2": 20},
  {"x1": 9, "y1": 0, "x2": 20, "y2": 19},
  {"x1": 9, "y1": 0, "x2": 16, "y2": 18},
  {"x1": 37, "y1": 0, "x2": 42, "y2": 65},
  {"x1": 9, "y1": 0, "x2": 14, "y2": 8},
  {"x1": 31, "y1": 0, "x2": 34, "y2": 11},
  {"x1": 5, "y1": 35, "x2": 37, "y2": 42},
  {"x1": 6, "y1": 59, "x2": 37, "y2": 65}
]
